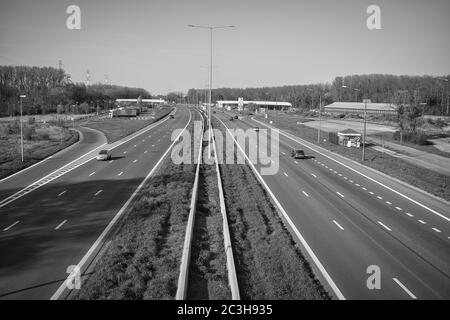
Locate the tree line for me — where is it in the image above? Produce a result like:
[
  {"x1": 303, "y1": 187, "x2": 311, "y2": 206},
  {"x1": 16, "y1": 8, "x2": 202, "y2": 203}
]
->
[
  {"x1": 0, "y1": 65, "x2": 152, "y2": 116},
  {"x1": 187, "y1": 74, "x2": 450, "y2": 115}
]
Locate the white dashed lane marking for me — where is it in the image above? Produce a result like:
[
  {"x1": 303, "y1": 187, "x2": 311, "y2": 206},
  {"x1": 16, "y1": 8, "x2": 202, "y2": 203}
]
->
[
  {"x1": 432, "y1": 228, "x2": 441, "y2": 233},
  {"x1": 336, "y1": 192, "x2": 345, "y2": 198},
  {"x1": 118, "y1": 172, "x2": 123, "y2": 176},
  {"x1": 378, "y1": 221, "x2": 392, "y2": 232},
  {"x1": 393, "y1": 278, "x2": 417, "y2": 299},
  {"x1": 283, "y1": 172, "x2": 289, "y2": 177},
  {"x1": 94, "y1": 190, "x2": 103, "y2": 196},
  {"x1": 333, "y1": 220, "x2": 344, "y2": 231},
  {"x1": 302, "y1": 191, "x2": 309, "y2": 197},
  {"x1": 3, "y1": 221, "x2": 19, "y2": 232},
  {"x1": 55, "y1": 220, "x2": 67, "y2": 230},
  {"x1": 311, "y1": 173, "x2": 317, "y2": 178},
  {"x1": 57, "y1": 190, "x2": 67, "y2": 197},
  {"x1": 89, "y1": 172, "x2": 95, "y2": 177},
  {"x1": 418, "y1": 220, "x2": 426, "y2": 224}
]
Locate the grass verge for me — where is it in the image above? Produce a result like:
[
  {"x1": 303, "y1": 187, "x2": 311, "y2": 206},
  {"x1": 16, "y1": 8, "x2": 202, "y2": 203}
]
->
[
  {"x1": 186, "y1": 158, "x2": 230, "y2": 299},
  {"x1": 82, "y1": 107, "x2": 173, "y2": 143},
  {"x1": 0, "y1": 124, "x2": 79, "y2": 180}
]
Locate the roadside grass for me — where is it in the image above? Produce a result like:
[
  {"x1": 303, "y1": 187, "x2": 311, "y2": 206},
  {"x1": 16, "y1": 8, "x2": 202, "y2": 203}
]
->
[
  {"x1": 257, "y1": 114, "x2": 450, "y2": 201},
  {"x1": 213, "y1": 117, "x2": 329, "y2": 300},
  {"x1": 0, "y1": 121, "x2": 78, "y2": 179},
  {"x1": 369, "y1": 131, "x2": 450, "y2": 158},
  {"x1": 82, "y1": 107, "x2": 173, "y2": 143},
  {"x1": 187, "y1": 160, "x2": 230, "y2": 300}
]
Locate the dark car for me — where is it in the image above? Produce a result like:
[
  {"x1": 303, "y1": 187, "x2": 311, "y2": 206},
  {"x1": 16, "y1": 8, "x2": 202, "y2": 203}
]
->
[
  {"x1": 291, "y1": 149, "x2": 306, "y2": 159},
  {"x1": 230, "y1": 117, "x2": 234, "y2": 121},
  {"x1": 234, "y1": 115, "x2": 238, "y2": 119},
  {"x1": 170, "y1": 114, "x2": 174, "y2": 119}
]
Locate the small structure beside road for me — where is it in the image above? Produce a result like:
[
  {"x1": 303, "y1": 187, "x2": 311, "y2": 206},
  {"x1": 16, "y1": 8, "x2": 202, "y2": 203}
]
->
[{"x1": 337, "y1": 128, "x2": 362, "y2": 148}]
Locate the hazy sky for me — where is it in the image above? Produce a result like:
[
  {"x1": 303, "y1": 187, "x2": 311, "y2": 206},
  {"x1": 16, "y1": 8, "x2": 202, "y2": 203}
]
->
[{"x1": 1, "y1": 0, "x2": 449, "y2": 95}]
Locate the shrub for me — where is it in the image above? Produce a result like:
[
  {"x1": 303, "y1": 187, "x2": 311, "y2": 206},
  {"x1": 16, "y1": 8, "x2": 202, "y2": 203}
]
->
[
  {"x1": 23, "y1": 126, "x2": 35, "y2": 140},
  {"x1": 393, "y1": 130, "x2": 429, "y2": 145},
  {"x1": 6, "y1": 120, "x2": 20, "y2": 134},
  {"x1": 38, "y1": 132, "x2": 50, "y2": 140},
  {"x1": 27, "y1": 117, "x2": 35, "y2": 125}
]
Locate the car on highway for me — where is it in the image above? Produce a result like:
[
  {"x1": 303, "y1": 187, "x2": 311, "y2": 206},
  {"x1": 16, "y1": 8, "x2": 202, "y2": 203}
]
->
[
  {"x1": 170, "y1": 114, "x2": 174, "y2": 119},
  {"x1": 253, "y1": 127, "x2": 260, "y2": 132},
  {"x1": 290, "y1": 149, "x2": 306, "y2": 159},
  {"x1": 234, "y1": 115, "x2": 238, "y2": 119},
  {"x1": 96, "y1": 149, "x2": 111, "y2": 161},
  {"x1": 230, "y1": 117, "x2": 234, "y2": 121}
]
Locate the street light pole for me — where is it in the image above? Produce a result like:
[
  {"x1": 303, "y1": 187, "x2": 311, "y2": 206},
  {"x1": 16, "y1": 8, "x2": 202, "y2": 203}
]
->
[
  {"x1": 362, "y1": 99, "x2": 369, "y2": 161},
  {"x1": 317, "y1": 94, "x2": 322, "y2": 144},
  {"x1": 188, "y1": 24, "x2": 235, "y2": 155},
  {"x1": 19, "y1": 95, "x2": 26, "y2": 162}
]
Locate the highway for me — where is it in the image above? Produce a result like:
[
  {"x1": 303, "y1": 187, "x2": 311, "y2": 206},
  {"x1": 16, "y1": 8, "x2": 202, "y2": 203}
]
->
[
  {"x1": 0, "y1": 107, "x2": 192, "y2": 299},
  {"x1": 213, "y1": 110, "x2": 450, "y2": 299},
  {"x1": 0, "y1": 125, "x2": 107, "y2": 201}
]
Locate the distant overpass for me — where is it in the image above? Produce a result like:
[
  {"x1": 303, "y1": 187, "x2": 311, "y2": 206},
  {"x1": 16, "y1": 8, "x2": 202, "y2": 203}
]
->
[{"x1": 217, "y1": 99, "x2": 292, "y2": 111}]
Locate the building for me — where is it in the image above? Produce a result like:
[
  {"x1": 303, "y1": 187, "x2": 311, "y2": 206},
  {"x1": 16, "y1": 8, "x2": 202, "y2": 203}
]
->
[
  {"x1": 216, "y1": 99, "x2": 292, "y2": 111},
  {"x1": 337, "y1": 128, "x2": 362, "y2": 148},
  {"x1": 323, "y1": 102, "x2": 397, "y2": 115}
]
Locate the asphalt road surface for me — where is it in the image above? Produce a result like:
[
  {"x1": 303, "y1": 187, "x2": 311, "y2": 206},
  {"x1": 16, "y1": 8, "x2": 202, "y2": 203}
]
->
[
  {"x1": 0, "y1": 107, "x2": 191, "y2": 299},
  {"x1": 213, "y1": 111, "x2": 450, "y2": 300}
]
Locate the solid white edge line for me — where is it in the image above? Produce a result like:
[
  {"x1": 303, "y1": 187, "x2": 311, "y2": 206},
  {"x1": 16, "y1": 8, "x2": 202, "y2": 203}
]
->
[
  {"x1": 393, "y1": 278, "x2": 417, "y2": 299},
  {"x1": 215, "y1": 116, "x2": 346, "y2": 300},
  {"x1": 3, "y1": 220, "x2": 20, "y2": 231},
  {"x1": 251, "y1": 117, "x2": 450, "y2": 223},
  {"x1": 50, "y1": 109, "x2": 191, "y2": 300}
]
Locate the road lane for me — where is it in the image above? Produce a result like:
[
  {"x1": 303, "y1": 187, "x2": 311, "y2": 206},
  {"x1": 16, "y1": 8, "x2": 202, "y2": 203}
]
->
[
  {"x1": 214, "y1": 112, "x2": 450, "y2": 299},
  {"x1": 0, "y1": 107, "x2": 191, "y2": 299}
]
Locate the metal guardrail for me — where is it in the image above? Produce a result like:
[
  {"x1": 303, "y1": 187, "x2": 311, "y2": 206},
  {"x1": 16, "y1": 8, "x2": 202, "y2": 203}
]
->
[
  {"x1": 175, "y1": 110, "x2": 204, "y2": 300},
  {"x1": 210, "y1": 115, "x2": 241, "y2": 300},
  {"x1": 176, "y1": 109, "x2": 240, "y2": 300}
]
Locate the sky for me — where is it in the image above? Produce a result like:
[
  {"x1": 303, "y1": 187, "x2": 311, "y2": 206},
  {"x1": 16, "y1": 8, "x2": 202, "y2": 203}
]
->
[{"x1": 1, "y1": 0, "x2": 449, "y2": 95}]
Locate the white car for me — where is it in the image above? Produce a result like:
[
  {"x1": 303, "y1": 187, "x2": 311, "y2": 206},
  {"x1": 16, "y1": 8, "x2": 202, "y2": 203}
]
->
[{"x1": 96, "y1": 149, "x2": 111, "y2": 161}]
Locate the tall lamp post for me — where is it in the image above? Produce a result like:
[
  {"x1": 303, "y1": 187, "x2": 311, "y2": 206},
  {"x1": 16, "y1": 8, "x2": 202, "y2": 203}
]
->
[
  {"x1": 317, "y1": 94, "x2": 322, "y2": 144},
  {"x1": 19, "y1": 94, "x2": 26, "y2": 162},
  {"x1": 188, "y1": 24, "x2": 235, "y2": 151},
  {"x1": 436, "y1": 77, "x2": 449, "y2": 115}
]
